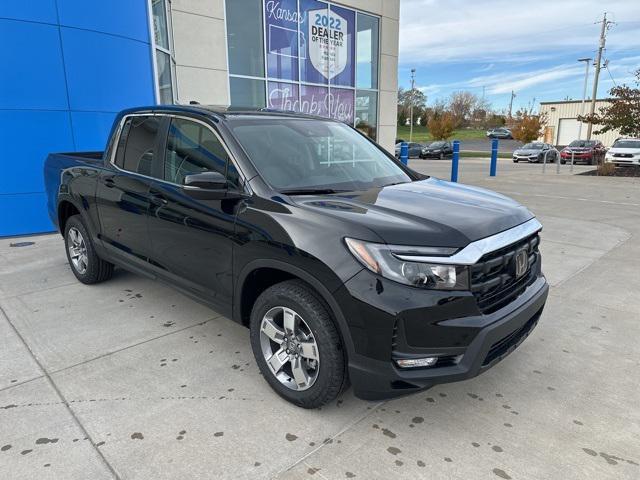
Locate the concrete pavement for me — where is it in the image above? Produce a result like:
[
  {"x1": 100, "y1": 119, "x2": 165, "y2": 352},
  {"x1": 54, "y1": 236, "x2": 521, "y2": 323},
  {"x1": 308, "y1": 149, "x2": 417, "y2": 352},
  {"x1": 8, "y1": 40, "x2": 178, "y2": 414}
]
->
[{"x1": 1, "y1": 159, "x2": 639, "y2": 479}]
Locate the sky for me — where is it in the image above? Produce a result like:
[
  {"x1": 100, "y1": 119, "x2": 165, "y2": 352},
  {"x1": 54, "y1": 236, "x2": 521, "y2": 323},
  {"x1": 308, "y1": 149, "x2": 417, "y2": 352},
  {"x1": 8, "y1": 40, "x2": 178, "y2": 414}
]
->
[{"x1": 397, "y1": 0, "x2": 640, "y2": 112}]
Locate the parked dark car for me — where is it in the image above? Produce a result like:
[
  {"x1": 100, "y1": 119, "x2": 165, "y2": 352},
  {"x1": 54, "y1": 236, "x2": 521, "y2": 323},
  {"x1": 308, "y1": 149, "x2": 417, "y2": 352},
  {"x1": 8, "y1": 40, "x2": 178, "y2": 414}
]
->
[
  {"x1": 421, "y1": 141, "x2": 453, "y2": 159},
  {"x1": 560, "y1": 140, "x2": 606, "y2": 165},
  {"x1": 486, "y1": 127, "x2": 513, "y2": 139},
  {"x1": 512, "y1": 142, "x2": 558, "y2": 163},
  {"x1": 394, "y1": 141, "x2": 425, "y2": 159},
  {"x1": 45, "y1": 106, "x2": 548, "y2": 408}
]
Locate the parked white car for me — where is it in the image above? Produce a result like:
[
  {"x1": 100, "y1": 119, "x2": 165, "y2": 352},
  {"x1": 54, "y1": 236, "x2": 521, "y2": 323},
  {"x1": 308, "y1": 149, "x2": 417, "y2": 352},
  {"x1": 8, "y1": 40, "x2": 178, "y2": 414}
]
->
[{"x1": 605, "y1": 138, "x2": 640, "y2": 166}]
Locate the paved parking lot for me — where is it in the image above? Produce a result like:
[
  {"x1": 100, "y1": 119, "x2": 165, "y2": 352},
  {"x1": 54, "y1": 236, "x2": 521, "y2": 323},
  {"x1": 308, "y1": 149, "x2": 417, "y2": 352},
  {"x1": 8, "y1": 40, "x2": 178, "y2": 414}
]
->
[{"x1": 1, "y1": 159, "x2": 639, "y2": 479}]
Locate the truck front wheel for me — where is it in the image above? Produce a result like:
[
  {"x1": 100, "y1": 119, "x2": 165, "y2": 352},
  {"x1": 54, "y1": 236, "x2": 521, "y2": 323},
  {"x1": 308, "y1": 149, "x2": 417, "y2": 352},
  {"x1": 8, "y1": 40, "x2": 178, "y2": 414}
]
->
[
  {"x1": 249, "y1": 280, "x2": 346, "y2": 408},
  {"x1": 64, "y1": 215, "x2": 114, "y2": 284}
]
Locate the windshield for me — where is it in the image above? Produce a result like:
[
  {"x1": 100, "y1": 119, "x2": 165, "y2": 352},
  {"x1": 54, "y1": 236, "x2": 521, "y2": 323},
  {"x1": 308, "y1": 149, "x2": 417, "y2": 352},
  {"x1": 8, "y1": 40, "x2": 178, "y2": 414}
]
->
[
  {"x1": 568, "y1": 140, "x2": 596, "y2": 147},
  {"x1": 612, "y1": 140, "x2": 640, "y2": 149},
  {"x1": 429, "y1": 141, "x2": 445, "y2": 147},
  {"x1": 522, "y1": 143, "x2": 543, "y2": 149},
  {"x1": 229, "y1": 117, "x2": 412, "y2": 191}
]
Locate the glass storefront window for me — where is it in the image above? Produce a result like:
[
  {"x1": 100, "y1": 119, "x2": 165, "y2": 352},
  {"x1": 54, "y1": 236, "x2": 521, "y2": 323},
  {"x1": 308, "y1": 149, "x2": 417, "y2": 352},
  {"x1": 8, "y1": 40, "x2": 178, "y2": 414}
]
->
[
  {"x1": 356, "y1": 13, "x2": 378, "y2": 89},
  {"x1": 156, "y1": 51, "x2": 173, "y2": 105},
  {"x1": 226, "y1": 0, "x2": 265, "y2": 77},
  {"x1": 264, "y1": 0, "x2": 299, "y2": 81},
  {"x1": 152, "y1": 0, "x2": 174, "y2": 104},
  {"x1": 267, "y1": 81, "x2": 300, "y2": 112},
  {"x1": 355, "y1": 90, "x2": 377, "y2": 140},
  {"x1": 329, "y1": 5, "x2": 355, "y2": 87},
  {"x1": 226, "y1": 1, "x2": 378, "y2": 136},
  {"x1": 152, "y1": 0, "x2": 170, "y2": 50},
  {"x1": 230, "y1": 77, "x2": 266, "y2": 108},
  {"x1": 299, "y1": 0, "x2": 329, "y2": 85}
]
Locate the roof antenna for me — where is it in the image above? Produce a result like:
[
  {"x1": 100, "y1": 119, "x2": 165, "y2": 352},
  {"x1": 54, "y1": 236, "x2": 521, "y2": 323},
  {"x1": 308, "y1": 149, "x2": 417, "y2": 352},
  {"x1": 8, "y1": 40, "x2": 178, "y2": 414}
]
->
[{"x1": 189, "y1": 100, "x2": 200, "y2": 105}]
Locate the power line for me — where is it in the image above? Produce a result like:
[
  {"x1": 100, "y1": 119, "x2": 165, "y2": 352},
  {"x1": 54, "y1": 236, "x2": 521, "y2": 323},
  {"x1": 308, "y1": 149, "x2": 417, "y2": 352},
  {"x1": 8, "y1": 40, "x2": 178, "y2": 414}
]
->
[{"x1": 605, "y1": 62, "x2": 617, "y2": 86}]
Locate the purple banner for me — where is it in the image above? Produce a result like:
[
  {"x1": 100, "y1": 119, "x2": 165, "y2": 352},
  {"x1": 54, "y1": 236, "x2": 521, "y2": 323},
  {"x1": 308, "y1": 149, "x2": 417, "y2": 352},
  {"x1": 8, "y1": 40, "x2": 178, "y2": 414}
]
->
[
  {"x1": 267, "y1": 81, "x2": 300, "y2": 111},
  {"x1": 264, "y1": 0, "x2": 299, "y2": 81},
  {"x1": 299, "y1": 85, "x2": 354, "y2": 123}
]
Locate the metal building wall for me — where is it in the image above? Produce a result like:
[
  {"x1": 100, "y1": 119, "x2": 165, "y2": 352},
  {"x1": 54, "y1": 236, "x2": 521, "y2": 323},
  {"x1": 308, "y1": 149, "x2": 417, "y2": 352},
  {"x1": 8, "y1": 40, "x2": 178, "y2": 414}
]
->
[
  {"x1": 539, "y1": 100, "x2": 622, "y2": 147},
  {"x1": 0, "y1": 0, "x2": 157, "y2": 236}
]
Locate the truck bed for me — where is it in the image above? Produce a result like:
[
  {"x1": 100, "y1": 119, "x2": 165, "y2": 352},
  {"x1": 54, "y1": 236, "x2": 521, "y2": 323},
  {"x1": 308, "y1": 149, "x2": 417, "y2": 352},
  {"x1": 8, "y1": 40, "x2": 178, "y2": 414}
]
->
[{"x1": 44, "y1": 151, "x2": 107, "y2": 231}]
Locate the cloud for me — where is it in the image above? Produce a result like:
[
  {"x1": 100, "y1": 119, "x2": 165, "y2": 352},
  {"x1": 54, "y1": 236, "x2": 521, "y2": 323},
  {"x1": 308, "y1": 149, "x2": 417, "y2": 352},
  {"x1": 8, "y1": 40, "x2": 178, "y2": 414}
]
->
[{"x1": 399, "y1": 0, "x2": 640, "y2": 64}]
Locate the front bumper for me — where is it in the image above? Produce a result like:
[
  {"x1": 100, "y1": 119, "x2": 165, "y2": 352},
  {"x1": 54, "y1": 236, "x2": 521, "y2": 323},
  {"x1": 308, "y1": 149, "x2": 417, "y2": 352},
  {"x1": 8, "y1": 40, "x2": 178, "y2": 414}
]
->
[
  {"x1": 561, "y1": 152, "x2": 592, "y2": 161},
  {"x1": 606, "y1": 157, "x2": 640, "y2": 166},
  {"x1": 337, "y1": 269, "x2": 548, "y2": 400}
]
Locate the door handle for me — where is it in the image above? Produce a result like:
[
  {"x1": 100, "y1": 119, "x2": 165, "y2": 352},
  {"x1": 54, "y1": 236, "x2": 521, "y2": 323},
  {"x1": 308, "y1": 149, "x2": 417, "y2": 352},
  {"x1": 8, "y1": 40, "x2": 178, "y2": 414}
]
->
[
  {"x1": 102, "y1": 177, "x2": 115, "y2": 188},
  {"x1": 149, "y1": 193, "x2": 168, "y2": 206}
]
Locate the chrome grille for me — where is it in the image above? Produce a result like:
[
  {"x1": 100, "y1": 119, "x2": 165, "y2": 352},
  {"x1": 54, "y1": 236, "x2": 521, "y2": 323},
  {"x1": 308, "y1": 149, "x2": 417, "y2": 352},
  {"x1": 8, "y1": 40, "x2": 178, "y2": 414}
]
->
[{"x1": 470, "y1": 234, "x2": 540, "y2": 314}]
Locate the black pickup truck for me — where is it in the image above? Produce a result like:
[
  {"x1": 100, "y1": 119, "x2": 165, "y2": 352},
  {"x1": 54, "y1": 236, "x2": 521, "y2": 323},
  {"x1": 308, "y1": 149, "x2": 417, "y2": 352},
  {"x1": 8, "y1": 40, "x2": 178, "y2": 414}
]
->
[{"x1": 45, "y1": 105, "x2": 548, "y2": 408}]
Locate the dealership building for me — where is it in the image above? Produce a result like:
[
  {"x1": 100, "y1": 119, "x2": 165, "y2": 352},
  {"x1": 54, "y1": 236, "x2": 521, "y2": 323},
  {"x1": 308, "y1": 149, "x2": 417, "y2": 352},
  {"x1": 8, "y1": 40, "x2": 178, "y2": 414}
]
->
[{"x1": 0, "y1": 0, "x2": 400, "y2": 236}]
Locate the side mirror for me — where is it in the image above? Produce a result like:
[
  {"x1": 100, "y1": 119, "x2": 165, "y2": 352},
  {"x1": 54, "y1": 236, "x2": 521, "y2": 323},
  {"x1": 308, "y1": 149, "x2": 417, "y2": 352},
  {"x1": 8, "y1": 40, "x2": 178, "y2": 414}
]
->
[
  {"x1": 182, "y1": 171, "x2": 247, "y2": 200},
  {"x1": 183, "y1": 171, "x2": 227, "y2": 190}
]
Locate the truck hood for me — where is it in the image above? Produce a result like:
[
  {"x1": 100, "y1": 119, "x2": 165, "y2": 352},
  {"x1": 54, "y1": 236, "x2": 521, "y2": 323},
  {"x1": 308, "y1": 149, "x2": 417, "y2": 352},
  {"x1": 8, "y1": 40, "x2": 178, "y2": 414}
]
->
[{"x1": 293, "y1": 177, "x2": 534, "y2": 247}]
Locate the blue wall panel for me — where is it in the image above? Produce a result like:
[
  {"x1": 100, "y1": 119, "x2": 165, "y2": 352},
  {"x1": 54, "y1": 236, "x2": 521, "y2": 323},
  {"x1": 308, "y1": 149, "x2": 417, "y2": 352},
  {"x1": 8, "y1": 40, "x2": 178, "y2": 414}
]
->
[
  {"x1": 0, "y1": 111, "x2": 75, "y2": 194},
  {"x1": 0, "y1": 0, "x2": 156, "y2": 237},
  {"x1": 71, "y1": 111, "x2": 117, "y2": 151},
  {"x1": 62, "y1": 27, "x2": 156, "y2": 112},
  {"x1": 57, "y1": 0, "x2": 150, "y2": 42},
  {"x1": 0, "y1": 193, "x2": 52, "y2": 237},
  {"x1": 0, "y1": 0, "x2": 58, "y2": 24},
  {"x1": 0, "y1": 19, "x2": 68, "y2": 110}
]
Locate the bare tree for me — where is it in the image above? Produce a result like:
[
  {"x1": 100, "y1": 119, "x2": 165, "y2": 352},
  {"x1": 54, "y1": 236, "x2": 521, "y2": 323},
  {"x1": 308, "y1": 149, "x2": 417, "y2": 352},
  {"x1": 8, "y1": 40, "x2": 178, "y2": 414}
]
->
[{"x1": 448, "y1": 91, "x2": 479, "y2": 128}]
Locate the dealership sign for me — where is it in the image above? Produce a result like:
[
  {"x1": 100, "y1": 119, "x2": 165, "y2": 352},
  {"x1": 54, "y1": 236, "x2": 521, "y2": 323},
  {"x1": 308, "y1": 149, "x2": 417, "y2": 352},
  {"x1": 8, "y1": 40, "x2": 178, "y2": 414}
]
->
[{"x1": 307, "y1": 8, "x2": 348, "y2": 80}]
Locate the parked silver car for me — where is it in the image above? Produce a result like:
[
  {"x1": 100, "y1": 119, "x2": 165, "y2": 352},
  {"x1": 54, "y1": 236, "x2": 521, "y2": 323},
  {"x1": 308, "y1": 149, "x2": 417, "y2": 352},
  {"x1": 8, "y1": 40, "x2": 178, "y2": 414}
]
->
[{"x1": 512, "y1": 142, "x2": 558, "y2": 163}]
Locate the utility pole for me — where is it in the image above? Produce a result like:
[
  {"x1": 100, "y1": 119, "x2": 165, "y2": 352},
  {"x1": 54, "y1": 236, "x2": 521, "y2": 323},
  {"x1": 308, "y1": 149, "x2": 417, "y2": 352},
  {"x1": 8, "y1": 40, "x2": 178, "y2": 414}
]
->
[
  {"x1": 409, "y1": 68, "x2": 416, "y2": 142},
  {"x1": 577, "y1": 57, "x2": 591, "y2": 140},
  {"x1": 586, "y1": 13, "x2": 614, "y2": 140},
  {"x1": 508, "y1": 90, "x2": 516, "y2": 118}
]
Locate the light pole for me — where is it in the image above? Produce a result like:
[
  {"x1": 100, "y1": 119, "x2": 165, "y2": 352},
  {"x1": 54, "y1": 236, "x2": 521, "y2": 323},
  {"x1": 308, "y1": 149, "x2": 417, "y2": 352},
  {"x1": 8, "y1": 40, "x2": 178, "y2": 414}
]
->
[
  {"x1": 577, "y1": 57, "x2": 591, "y2": 140},
  {"x1": 409, "y1": 68, "x2": 416, "y2": 142}
]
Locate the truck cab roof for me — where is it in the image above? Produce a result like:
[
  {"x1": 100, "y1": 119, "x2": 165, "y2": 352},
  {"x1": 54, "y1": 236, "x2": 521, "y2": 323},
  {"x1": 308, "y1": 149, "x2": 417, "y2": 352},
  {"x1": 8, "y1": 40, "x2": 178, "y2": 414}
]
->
[{"x1": 118, "y1": 105, "x2": 336, "y2": 123}]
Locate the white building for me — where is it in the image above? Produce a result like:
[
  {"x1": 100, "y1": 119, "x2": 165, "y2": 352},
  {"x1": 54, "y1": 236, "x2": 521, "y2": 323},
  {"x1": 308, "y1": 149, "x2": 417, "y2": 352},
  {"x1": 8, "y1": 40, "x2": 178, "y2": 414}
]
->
[
  {"x1": 538, "y1": 99, "x2": 621, "y2": 147},
  {"x1": 161, "y1": 0, "x2": 400, "y2": 152}
]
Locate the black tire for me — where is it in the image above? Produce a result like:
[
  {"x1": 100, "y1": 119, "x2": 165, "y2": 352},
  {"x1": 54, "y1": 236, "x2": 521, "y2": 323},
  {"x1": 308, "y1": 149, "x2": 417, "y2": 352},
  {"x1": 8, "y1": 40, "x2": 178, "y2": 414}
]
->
[
  {"x1": 513, "y1": 159, "x2": 518, "y2": 163},
  {"x1": 64, "y1": 215, "x2": 114, "y2": 284},
  {"x1": 560, "y1": 159, "x2": 566, "y2": 165},
  {"x1": 250, "y1": 280, "x2": 346, "y2": 408}
]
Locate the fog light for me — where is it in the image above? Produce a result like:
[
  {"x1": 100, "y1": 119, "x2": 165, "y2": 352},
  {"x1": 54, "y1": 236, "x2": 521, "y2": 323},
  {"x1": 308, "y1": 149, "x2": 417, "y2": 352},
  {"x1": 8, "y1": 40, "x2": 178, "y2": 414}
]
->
[{"x1": 396, "y1": 357, "x2": 438, "y2": 368}]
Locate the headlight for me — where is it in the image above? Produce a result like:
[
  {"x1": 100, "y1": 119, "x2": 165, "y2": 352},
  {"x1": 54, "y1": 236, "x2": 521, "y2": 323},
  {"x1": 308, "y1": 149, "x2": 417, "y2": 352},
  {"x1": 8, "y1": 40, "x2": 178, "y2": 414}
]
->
[{"x1": 344, "y1": 238, "x2": 469, "y2": 290}]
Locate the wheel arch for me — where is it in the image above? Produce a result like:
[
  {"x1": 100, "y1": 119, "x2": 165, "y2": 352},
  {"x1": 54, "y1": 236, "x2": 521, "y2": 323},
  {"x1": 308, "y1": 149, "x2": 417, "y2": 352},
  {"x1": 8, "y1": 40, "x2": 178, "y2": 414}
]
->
[
  {"x1": 234, "y1": 259, "x2": 355, "y2": 357},
  {"x1": 57, "y1": 198, "x2": 82, "y2": 235}
]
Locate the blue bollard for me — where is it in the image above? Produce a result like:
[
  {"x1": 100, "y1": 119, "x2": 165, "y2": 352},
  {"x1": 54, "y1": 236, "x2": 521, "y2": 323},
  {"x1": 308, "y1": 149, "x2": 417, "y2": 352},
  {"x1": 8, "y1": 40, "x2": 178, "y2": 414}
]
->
[
  {"x1": 451, "y1": 140, "x2": 460, "y2": 182},
  {"x1": 400, "y1": 142, "x2": 409, "y2": 166},
  {"x1": 490, "y1": 138, "x2": 498, "y2": 176}
]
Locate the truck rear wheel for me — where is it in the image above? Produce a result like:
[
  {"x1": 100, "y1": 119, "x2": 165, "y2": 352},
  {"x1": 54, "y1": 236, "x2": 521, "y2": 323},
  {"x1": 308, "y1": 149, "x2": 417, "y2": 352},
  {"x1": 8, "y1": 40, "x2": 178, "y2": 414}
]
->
[
  {"x1": 249, "y1": 280, "x2": 346, "y2": 408},
  {"x1": 64, "y1": 215, "x2": 114, "y2": 284}
]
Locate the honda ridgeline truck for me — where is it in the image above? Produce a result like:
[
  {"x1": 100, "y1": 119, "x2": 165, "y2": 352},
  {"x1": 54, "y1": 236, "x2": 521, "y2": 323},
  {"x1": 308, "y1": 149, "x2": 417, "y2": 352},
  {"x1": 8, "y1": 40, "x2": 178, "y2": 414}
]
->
[{"x1": 45, "y1": 106, "x2": 548, "y2": 408}]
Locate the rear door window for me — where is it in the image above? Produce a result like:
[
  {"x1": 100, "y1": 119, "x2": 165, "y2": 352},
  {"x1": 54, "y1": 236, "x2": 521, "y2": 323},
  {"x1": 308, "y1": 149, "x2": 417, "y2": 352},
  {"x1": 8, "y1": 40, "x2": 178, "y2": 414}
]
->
[
  {"x1": 163, "y1": 117, "x2": 240, "y2": 187},
  {"x1": 116, "y1": 116, "x2": 161, "y2": 176}
]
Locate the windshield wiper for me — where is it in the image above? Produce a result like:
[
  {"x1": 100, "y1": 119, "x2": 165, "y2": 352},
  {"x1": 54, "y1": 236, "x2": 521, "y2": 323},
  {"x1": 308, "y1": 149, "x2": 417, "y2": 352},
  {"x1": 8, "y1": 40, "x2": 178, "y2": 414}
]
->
[{"x1": 279, "y1": 188, "x2": 350, "y2": 195}]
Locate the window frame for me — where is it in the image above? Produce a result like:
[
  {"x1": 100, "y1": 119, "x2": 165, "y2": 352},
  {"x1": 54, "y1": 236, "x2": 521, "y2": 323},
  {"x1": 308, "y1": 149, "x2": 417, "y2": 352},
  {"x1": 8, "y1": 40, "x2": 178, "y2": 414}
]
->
[
  {"x1": 109, "y1": 113, "x2": 247, "y2": 190},
  {"x1": 113, "y1": 115, "x2": 164, "y2": 177},
  {"x1": 149, "y1": 0, "x2": 177, "y2": 104}
]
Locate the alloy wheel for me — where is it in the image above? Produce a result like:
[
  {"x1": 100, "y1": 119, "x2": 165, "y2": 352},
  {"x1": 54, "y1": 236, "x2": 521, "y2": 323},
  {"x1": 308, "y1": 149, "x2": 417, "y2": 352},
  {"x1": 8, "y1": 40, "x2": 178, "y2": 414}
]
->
[
  {"x1": 67, "y1": 227, "x2": 88, "y2": 274},
  {"x1": 259, "y1": 306, "x2": 320, "y2": 391}
]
